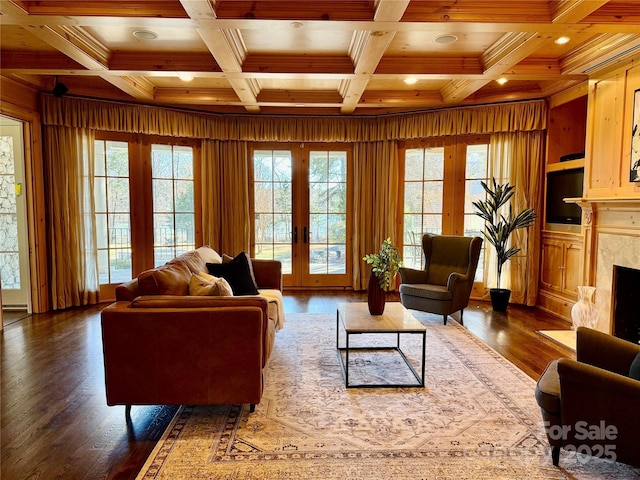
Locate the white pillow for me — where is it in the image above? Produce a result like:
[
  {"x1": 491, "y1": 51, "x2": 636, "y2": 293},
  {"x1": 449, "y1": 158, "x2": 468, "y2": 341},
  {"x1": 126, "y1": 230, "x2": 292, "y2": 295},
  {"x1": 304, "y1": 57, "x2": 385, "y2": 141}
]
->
[
  {"x1": 189, "y1": 273, "x2": 233, "y2": 296},
  {"x1": 195, "y1": 245, "x2": 222, "y2": 265}
]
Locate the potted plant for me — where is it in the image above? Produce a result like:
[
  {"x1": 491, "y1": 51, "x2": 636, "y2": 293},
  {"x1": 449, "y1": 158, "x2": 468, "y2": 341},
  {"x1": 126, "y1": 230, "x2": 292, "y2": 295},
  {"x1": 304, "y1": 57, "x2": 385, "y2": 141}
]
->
[
  {"x1": 362, "y1": 238, "x2": 403, "y2": 314},
  {"x1": 473, "y1": 178, "x2": 536, "y2": 312}
]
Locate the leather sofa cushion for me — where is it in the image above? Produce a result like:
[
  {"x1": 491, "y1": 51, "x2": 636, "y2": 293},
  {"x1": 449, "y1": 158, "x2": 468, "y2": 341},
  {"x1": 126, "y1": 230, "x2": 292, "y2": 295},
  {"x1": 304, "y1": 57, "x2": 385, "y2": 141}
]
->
[
  {"x1": 138, "y1": 262, "x2": 191, "y2": 296},
  {"x1": 129, "y1": 295, "x2": 266, "y2": 309}
]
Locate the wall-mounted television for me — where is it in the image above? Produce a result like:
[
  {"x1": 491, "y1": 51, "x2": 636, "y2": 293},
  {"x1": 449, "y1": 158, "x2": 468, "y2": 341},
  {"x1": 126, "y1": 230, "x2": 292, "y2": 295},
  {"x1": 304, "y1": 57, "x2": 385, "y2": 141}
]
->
[{"x1": 545, "y1": 167, "x2": 584, "y2": 225}]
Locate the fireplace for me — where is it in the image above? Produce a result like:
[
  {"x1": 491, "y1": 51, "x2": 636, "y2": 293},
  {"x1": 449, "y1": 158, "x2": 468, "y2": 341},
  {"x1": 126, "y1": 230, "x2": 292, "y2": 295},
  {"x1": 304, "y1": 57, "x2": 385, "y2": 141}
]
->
[{"x1": 612, "y1": 265, "x2": 640, "y2": 344}]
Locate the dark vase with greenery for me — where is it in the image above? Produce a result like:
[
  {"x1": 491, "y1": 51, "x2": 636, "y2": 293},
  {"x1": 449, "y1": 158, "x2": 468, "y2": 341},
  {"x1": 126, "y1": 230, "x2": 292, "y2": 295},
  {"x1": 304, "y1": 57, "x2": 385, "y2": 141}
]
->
[
  {"x1": 362, "y1": 238, "x2": 403, "y2": 315},
  {"x1": 473, "y1": 179, "x2": 536, "y2": 312}
]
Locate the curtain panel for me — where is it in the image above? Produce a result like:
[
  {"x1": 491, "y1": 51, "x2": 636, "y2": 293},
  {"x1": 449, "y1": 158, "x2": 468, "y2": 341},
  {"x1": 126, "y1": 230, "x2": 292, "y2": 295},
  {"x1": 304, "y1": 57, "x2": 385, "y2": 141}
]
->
[
  {"x1": 352, "y1": 140, "x2": 400, "y2": 290},
  {"x1": 484, "y1": 130, "x2": 545, "y2": 306},
  {"x1": 43, "y1": 125, "x2": 99, "y2": 310},
  {"x1": 201, "y1": 140, "x2": 251, "y2": 256}
]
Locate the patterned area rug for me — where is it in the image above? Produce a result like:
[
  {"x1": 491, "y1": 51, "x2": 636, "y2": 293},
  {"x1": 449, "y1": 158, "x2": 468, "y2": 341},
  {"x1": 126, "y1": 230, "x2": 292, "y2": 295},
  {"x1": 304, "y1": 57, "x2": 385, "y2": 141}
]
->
[{"x1": 137, "y1": 311, "x2": 638, "y2": 479}]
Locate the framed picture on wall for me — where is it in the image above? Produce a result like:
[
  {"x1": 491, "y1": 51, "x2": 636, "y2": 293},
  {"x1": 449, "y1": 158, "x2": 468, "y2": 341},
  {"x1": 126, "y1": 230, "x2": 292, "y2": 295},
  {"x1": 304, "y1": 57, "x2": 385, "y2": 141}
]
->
[{"x1": 631, "y1": 88, "x2": 640, "y2": 182}]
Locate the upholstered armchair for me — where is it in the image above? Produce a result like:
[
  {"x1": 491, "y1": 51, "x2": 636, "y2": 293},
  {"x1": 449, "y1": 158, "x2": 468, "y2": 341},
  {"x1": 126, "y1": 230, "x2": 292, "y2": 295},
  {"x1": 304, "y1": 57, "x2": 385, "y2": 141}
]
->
[
  {"x1": 535, "y1": 327, "x2": 640, "y2": 467},
  {"x1": 398, "y1": 233, "x2": 482, "y2": 325}
]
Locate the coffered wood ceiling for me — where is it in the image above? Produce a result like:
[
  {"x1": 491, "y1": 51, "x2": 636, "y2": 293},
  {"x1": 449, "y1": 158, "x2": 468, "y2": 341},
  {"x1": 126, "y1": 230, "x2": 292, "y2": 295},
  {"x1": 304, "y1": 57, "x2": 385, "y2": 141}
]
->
[{"x1": 1, "y1": 0, "x2": 640, "y2": 115}]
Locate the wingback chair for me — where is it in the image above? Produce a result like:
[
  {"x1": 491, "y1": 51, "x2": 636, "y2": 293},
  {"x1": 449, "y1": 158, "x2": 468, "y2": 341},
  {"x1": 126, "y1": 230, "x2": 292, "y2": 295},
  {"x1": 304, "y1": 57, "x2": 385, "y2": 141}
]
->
[
  {"x1": 535, "y1": 327, "x2": 640, "y2": 467},
  {"x1": 398, "y1": 233, "x2": 483, "y2": 325}
]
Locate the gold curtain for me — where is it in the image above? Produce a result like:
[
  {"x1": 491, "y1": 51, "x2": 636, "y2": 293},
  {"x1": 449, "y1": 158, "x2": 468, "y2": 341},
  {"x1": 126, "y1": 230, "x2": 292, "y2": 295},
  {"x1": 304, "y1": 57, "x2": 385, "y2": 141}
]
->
[
  {"x1": 484, "y1": 130, "x2": 545, "y2": 305},
  {"x1": 201, "y1": 139, "x2": 251, "y2": 256},
  {"x1": 352, "y1": 140, "x2": 400, "y2": 290},
  {"x1": 40, "y1": 95, "x2": 547, "y2": 141},
  {"x1": 43, "y1": 125, "x2": 98, "y2": 309}
]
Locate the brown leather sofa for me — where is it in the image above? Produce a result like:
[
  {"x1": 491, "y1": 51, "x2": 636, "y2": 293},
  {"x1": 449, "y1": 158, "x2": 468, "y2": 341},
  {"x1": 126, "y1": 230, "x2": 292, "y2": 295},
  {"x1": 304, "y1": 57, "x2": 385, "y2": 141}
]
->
[{"x1": 101, "y1": 246, "x2": 283, "y2": 413}]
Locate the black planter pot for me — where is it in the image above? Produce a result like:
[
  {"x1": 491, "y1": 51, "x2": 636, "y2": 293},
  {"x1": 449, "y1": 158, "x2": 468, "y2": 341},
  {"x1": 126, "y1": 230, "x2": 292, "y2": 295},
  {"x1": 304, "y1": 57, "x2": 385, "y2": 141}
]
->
[{"x1": 490, "y1": 288, "x2": 511, "y2": 312}]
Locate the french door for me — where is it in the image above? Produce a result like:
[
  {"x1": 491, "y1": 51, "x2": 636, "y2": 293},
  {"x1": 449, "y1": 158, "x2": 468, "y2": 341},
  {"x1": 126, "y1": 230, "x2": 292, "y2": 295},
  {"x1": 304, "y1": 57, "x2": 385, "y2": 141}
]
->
[
  {"x1": 0, "y1": 116, "x2": 31, "y2": 311},
  {"x1": 251, "y1": 144, "x2": 352, "y2": 288}
]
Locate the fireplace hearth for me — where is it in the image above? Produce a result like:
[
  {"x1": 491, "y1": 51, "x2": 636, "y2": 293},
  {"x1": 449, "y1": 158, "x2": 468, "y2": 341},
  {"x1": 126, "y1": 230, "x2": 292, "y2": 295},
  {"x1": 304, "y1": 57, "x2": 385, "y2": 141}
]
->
[{"x1": 612, "y1": 265, "x2": 640, "y2": 344}]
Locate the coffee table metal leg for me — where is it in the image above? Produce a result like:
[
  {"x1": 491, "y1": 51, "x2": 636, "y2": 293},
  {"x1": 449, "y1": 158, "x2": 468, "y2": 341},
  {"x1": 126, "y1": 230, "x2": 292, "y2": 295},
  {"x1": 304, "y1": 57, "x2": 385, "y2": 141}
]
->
[{"x1": 345, "y1": 333, "x2": 350, "y2": 387}]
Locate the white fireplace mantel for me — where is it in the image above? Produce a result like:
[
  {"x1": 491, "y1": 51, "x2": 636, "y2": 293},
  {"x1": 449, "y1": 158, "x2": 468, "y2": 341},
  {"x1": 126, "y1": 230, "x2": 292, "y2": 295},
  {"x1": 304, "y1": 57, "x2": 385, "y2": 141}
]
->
[{"x1": 568, "y1": 196, "x2": 640, "y2": 333}]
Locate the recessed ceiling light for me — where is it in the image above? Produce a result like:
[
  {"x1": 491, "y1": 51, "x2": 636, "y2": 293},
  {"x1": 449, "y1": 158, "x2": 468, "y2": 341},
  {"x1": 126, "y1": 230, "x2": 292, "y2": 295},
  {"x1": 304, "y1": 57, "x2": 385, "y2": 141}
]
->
[
  {"x1": 178, "y1": 73, "x2": 194, "y2": 82},
  {"x1": 404, "y1": 77, "x2": 418, "y2": 85},
  {"x1": 290, "y1": 22, "x2": 304, "y2": 29},
  {"x1": 555, "y1": 36, "x2": 570, "y2": 45},
  {"x1": 496, "y1": 77, "x2": 508, "y2": 86},
  {"x1": 435, "y1": 34, "x2": 459, "y2": 44},
  {"x1": 132, "y1": 30, "x2": 158, "y2": 40}
]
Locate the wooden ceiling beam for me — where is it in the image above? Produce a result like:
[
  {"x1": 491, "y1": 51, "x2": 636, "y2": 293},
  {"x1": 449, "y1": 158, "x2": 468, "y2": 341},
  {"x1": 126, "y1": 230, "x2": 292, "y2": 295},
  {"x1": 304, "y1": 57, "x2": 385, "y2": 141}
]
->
[
  {"x1": 108, "y1": 51, "x2": 221, "y2": 72},
  {"x1": 107, "y1": 76, "x2": 156, "y2": 100},
  {"x1": 4, "y1": 6, "x2": 640, "y2": 36},
  {"x1": 440, "y1": 31, "x2": 550, "y2": 103},
  {"x1": 257, "y1": 90, "x2": 343, "y2": 104},
  {"x1": 560, "y1": 33, "x2": 640, "y2": 75},
  {"x1": 340, "y1": 0, "x2": 410, "y2": 113},
  {"x1": 154, "y1": 87, "x2": 240, "y2": 104},
  {"x1": 4, "y1": 2, "x2": 155, "y2": 100},
  {"x1": 551, "y1": 0, "x2": 610, "y2": 24},
  {"x1": 376, "y1": 57, "x2": 484, "y2": 75},
  {"x1": 19, "y1": 24, "x2": 110, "y2": 71},
  {"x1": 243, "y1": 55, "x2": 354, "y2": 74},
  {"x1": 179, "y1": 0, "x2": 260, "y2": 112},
  {"x1": 0, "y1": 50, "x2": 86, "y2": 70},
  {"x1": 20, "y1": 24, "x2": 155, "y2": 99}
]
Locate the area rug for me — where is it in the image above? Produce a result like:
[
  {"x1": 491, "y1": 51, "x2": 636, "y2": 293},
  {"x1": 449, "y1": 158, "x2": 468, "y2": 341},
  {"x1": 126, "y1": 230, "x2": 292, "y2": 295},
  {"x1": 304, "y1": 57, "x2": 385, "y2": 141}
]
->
[
  {"x1": 137, "y1": 312, "x2": 638, "y2": 479},
  {"x1": 538, "y1": 330, "x2": 577, "y2": 351}
]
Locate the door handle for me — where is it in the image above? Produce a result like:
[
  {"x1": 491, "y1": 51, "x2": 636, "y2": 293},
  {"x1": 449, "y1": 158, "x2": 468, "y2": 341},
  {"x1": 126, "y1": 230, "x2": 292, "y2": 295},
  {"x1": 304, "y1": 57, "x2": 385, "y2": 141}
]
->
[
  {"x1": 293, "y1": 226, "x2": 298, "y2": 244},
  {"x1": 303, "y1": 226, "x2": 308, "y2": 244}
]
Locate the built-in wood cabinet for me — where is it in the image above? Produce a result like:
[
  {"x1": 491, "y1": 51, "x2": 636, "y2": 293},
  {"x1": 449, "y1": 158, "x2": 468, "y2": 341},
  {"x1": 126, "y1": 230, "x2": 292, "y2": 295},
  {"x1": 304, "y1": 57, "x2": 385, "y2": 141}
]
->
[{"x1": 538, "y1": 231, "x2": 583, "y2": 319}]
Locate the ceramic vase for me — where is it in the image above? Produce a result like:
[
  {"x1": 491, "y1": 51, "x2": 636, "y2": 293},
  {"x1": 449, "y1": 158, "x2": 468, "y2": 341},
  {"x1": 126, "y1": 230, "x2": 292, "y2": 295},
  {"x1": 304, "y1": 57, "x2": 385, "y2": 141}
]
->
[
  {"x1": 367, "y1": 270, "x2": 385, "y2": 315},
  {"x1": 571, "y1": 285, "x2": 598, "y2": 330}
]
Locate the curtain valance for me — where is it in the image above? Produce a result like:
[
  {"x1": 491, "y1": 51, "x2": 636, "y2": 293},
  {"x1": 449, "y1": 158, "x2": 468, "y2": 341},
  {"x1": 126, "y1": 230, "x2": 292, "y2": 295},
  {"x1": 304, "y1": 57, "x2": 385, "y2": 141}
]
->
[{"x1": 40, "y1": 95, "x2": 546, "y2": 141}]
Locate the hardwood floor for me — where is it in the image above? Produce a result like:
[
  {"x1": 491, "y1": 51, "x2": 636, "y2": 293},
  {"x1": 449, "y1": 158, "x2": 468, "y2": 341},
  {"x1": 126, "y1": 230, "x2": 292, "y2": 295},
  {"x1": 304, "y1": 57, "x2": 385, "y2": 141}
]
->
[{"x1": 1, "y1": 292, "x2": 574, "y2": 480}]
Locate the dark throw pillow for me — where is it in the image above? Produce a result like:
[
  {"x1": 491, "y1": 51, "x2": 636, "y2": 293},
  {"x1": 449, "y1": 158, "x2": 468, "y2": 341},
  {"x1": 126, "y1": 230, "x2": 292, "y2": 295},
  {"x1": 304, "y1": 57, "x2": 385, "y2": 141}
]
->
[
  {"x1": 206, "y1": 252, "x2": 259, "y2": 296},
  {"x1": 629, "y1": 352, "x2": 640, "y2": 380}
]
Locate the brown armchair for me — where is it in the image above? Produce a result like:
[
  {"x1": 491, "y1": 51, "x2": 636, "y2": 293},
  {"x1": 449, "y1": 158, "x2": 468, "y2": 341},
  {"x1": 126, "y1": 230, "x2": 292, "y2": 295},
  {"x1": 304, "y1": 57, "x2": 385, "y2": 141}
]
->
[
  {"x1": 535, "y1": 327, "x2": 640, "y2": 467},
  {"x1": 398, "y1": 233, "x2": 482, "y2": 325}
]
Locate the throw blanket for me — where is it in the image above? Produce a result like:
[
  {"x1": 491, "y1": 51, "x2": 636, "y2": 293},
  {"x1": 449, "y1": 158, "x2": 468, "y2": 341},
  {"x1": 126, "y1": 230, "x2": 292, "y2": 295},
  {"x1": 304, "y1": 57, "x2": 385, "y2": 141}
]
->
[{"x1": 259, "y1": 289, "x2": 286, "y2": 330}]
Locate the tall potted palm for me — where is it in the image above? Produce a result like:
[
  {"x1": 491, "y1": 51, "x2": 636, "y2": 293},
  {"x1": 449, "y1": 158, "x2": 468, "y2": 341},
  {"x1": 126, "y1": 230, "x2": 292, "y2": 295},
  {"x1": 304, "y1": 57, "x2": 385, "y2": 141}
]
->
[
  {"x1": 363, "y1": 238, "x2": 403, "y2": 315},
  {"x1": 473, "y1": 178, "x2": 536, "y2": 312}
]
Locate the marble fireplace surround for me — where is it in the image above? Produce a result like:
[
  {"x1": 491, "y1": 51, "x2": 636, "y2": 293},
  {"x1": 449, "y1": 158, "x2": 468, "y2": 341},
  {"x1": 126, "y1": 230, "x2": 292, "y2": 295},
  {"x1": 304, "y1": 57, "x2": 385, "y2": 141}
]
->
[{"x1": 577, "y1": 198, "x2": 640, "y2": 334}]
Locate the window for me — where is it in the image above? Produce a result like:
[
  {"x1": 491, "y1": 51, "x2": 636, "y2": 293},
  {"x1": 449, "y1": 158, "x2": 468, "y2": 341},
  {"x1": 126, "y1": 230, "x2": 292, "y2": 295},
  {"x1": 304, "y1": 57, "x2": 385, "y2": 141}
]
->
[
  {"x1": 253, "y1": 149, "x2": 293, "y2": 274},
  {"x1": 94, "y1": 140, "x2": 131, "y2": 284},
  {"x1": 463, "y1": 143, "x2": 489, "y2": 281},
  {"x1": 401, "y1": 137, "x2": 489, "y2": 284},
  {"x1": 402, "y1": 146, "x2": 444, "y2": 269},
  {"x1": 151, "y1": 144, "x2": 195, "y2": 266}
]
